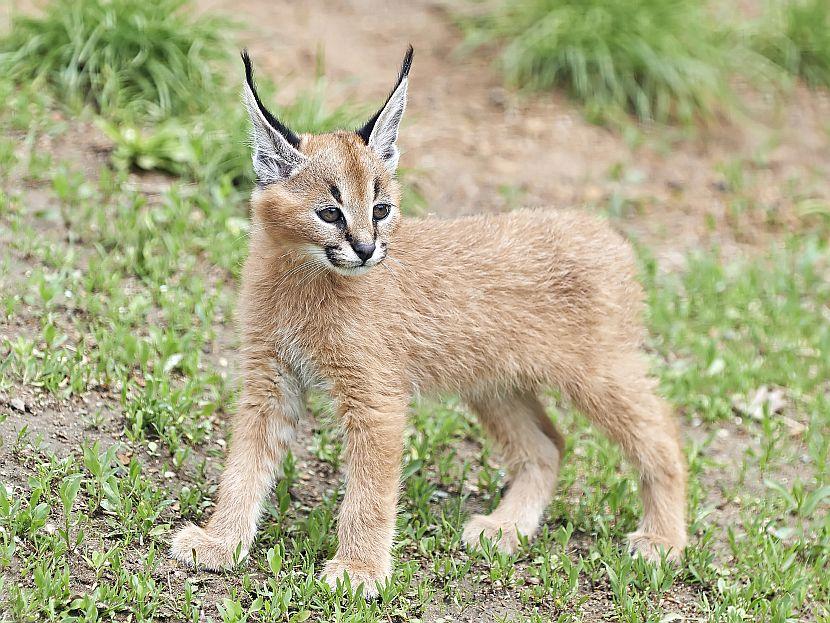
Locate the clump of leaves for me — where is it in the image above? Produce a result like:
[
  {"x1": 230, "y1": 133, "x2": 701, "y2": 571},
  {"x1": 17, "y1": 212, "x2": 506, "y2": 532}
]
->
[
  {"x1": 751, "y1": 0, "x2": 830, "y2": 88},
  {"x1": 0, "y1": 0, "x2": 228, "y2": 119},
  {"x1": 462, "y1": 0, "x2": 732, "y2": 124}
]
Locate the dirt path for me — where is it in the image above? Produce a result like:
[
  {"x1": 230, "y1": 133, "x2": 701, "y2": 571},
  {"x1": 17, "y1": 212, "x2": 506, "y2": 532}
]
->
[{"x1": 199, "y1": 0, "x2": 829, "y2": 266}]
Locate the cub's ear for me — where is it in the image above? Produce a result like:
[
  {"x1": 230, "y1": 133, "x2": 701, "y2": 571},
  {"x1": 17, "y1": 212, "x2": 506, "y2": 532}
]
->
[
  {"x1": 241, "y1": 50, "x2": 307, "y2": 185},
  {"x1": 356, "y1": 45, "x2": 413, "y2": 174}
]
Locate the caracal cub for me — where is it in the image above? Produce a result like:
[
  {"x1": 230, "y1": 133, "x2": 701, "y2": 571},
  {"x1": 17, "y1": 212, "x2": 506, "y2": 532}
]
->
[{"x1": 171, "y1": 47, "x2": 687, "y2": 597}]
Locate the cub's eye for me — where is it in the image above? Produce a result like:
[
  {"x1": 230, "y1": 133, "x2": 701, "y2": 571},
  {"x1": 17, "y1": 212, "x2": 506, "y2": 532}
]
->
[
  {"x1": 317, "y1": 207, "x2": 343, "y2": 224},
  {"x1": 373, "y1": 203, "x2": 391, "y2": 220}
]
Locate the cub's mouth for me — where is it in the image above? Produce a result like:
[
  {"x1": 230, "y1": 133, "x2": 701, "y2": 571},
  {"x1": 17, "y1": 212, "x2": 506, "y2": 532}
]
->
[{"x1": 323, "y1": 244, "x2": 387, "y2": 276}]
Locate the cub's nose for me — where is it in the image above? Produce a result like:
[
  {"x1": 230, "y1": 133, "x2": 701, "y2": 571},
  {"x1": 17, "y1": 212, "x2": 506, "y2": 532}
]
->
[{"x1": 351, "y1": 241, "x2": 375, "y2": 263}]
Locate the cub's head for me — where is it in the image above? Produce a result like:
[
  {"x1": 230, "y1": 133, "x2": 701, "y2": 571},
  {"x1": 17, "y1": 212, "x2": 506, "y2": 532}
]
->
[{"x1": 242, "y1": 47, "x2": 412, "y2": 276}]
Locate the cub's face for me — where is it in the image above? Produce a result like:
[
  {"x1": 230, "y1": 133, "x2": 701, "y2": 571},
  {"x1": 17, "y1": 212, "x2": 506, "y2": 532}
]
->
[
  {"x1": 252, "y1": 132, "x2": 402, "y2": 276},
  {"x1": 241, "y1": 46, "x2": 412, "y2": 277}
]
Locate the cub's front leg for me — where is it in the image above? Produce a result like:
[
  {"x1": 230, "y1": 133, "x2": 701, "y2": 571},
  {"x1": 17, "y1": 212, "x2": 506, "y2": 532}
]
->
[
  {"x1": 171, "y1": 357, "x2": 303, "y2": 569},
  {"x1": 321, "y1": 391, "x2": 408, "y2": 598}
]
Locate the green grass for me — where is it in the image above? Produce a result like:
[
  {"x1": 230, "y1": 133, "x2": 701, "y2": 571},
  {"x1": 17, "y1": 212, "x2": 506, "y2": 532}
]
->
[
  {"x1": 751, "y1": 0, "x2": 830, "y2": 88},
  {"x1": 462, "y1": 0, "x2": 830, "y2": 124},
  {"x1": 0, "y1": 0, "x2": 228, "y2": 120},
  {"x1": 462, "y1": 0, "x2": 732, "y2": 124},
  {"x1": 645, "y1": 239, "x2": 830, "y2": 424}
]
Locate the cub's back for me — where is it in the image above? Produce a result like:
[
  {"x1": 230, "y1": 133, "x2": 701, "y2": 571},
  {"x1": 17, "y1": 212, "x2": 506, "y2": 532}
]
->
[
  {"x1": 394, "y1": 208, "x2": 642, "y2": 323},
  {"x1": 384, "y1": 209, "x2": 645, "y2": 392}
]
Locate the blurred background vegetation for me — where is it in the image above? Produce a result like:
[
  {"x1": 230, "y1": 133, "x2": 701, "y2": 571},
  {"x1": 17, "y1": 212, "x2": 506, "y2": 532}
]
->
[
  {"x1": 3, "y1": 0, "x2": 828, "y2": 123},
  {"x1": 2, "y1": 0, "x2": 828, "y2": 178},
  {"x1": 0, "y1": 0, "x2": 361, "y2": 186},
  {"x1": 462, "y1": 0, "x2": 830, "y2": 123}
]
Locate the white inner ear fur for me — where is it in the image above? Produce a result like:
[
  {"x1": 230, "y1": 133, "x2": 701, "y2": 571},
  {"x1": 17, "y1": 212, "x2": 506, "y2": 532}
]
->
[
  {"x1": 368, "y1": 78, "x2": 407, "y2": 174},
  {"x1": 242, "y1": 83, "x2": 307, "y2": 184}
]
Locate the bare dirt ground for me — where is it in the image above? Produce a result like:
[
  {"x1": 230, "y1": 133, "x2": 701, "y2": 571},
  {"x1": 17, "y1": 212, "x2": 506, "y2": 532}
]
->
[{"x1": 198, "y1": 0, "x2": 830, "y2": 265}]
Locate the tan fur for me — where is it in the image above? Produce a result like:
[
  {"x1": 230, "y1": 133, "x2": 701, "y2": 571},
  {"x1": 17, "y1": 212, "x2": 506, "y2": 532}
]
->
[{"x1": 170, "y1": 125, "x2": 687, "y2": 598}]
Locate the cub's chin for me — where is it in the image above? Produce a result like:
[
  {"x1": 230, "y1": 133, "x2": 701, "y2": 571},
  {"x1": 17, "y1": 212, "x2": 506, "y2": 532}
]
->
[{"x1": 328, "y1": 263, "x2": 374, "y2": 277}]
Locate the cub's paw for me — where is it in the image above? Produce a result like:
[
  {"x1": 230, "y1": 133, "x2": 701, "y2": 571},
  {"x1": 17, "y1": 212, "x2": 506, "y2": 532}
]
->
[
  {"x1": 170, "y1": 524, "x2": 246, "y2": 570},
  {"x1": 627, "y1": 531, "x2": 684, "y2": 564},
  {"x1": 462, "y1": 514, "x2": 522, "y2": 554},
  {"x1": 320, "y1": 559, "x2": 388, "y2": 599}
]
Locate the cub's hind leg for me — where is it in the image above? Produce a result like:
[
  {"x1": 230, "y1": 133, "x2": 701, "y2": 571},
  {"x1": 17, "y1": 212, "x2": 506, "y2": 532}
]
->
[
  {"x1": 565, "y1": 352, "x2": 687, "y2": 562},
  {"x1": 462, "y1": 391, "x2": 564, "y2": 554}
]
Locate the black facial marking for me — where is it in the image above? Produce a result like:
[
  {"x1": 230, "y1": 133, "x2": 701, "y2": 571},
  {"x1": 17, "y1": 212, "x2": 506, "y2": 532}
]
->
[
  {"x1": 330, "y1": 184, "x2": 342, "y2": 204},
  {"x1": 373, "y1": 178, "x2": 381, "y2": 200}
]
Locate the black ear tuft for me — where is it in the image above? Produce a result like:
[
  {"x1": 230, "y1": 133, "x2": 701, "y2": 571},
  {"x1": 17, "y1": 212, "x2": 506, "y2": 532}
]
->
[
  {"x1": 356, "y1": 45, "x2": 414, "y2": 145},
  {"x1": 241, "y1": 49, "x2": 301, "y2": 149}
]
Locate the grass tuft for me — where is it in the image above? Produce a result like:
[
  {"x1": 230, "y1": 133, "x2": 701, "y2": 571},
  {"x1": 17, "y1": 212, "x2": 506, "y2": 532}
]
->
[
  {"x1": 462, "y1": 0, "x2": 731, "y2": 124},
  {"x1": 0, "y1": 0, "x2": 228, "y2": 119},
  {"x1": 751, "y1": 0, "x2": 830, "y2": 88},
  {"x1": 0, "y1": 0, "x2": 369, "y2": 189}
]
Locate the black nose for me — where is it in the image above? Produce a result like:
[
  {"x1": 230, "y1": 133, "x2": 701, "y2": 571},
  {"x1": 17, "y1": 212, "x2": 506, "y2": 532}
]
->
[{"x1": 351, "y1": 241, "x2": 375, "y2": 263}]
